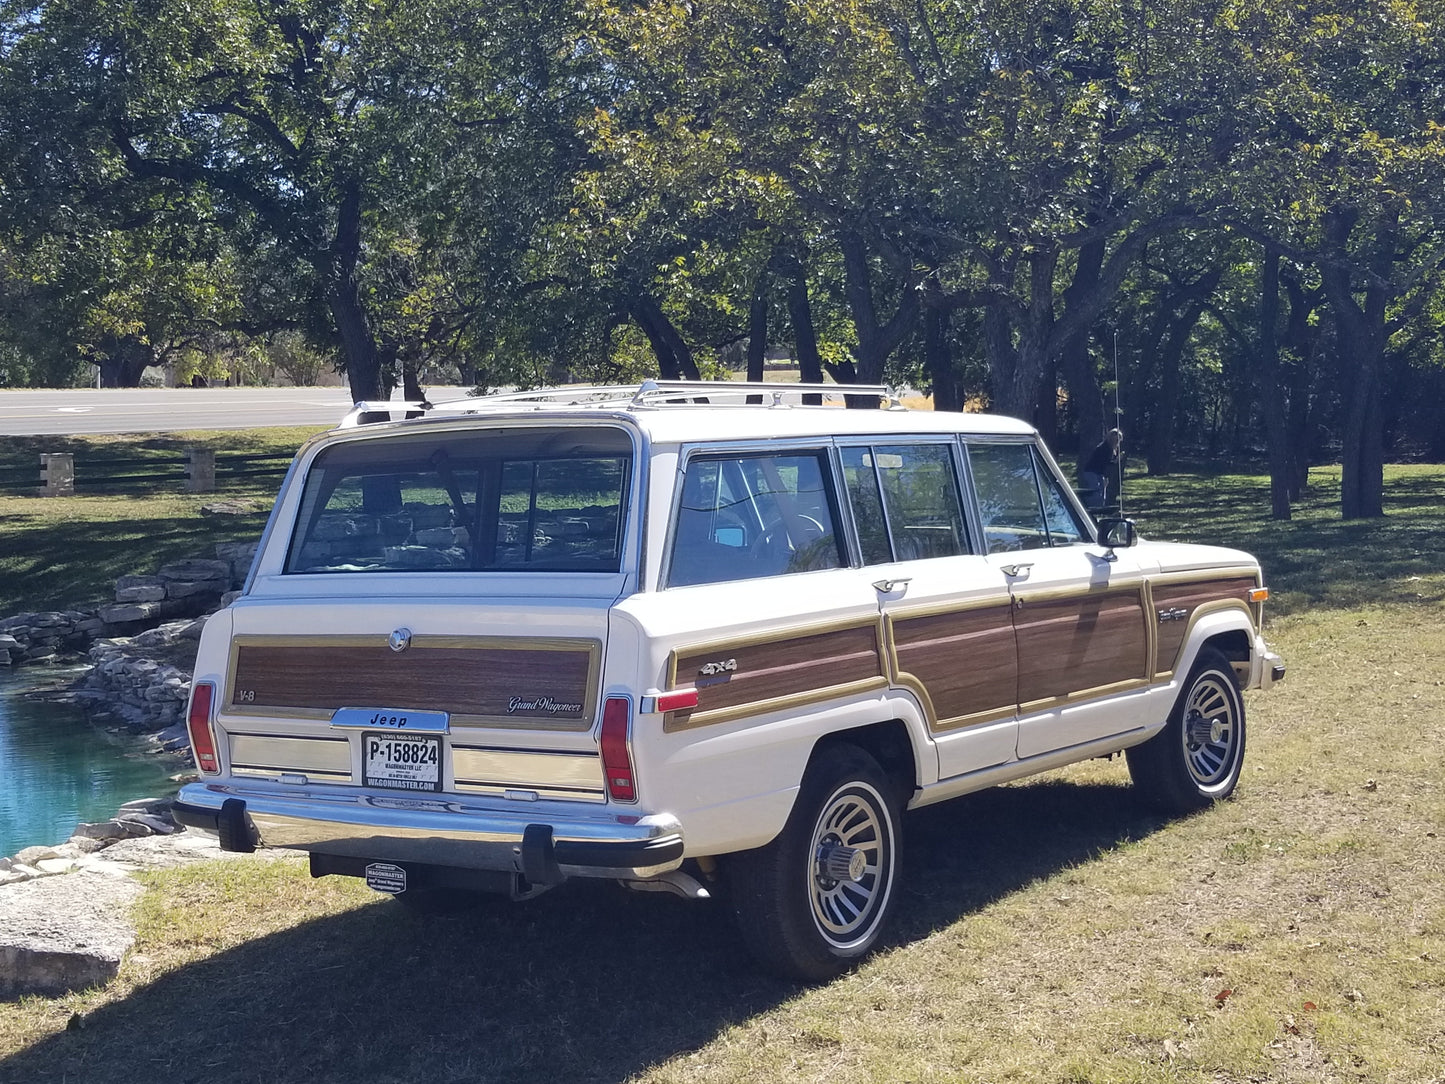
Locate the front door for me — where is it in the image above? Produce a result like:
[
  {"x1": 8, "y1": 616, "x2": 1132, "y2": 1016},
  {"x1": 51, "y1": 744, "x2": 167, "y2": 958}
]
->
[{"x1": 964, "y1": 441, "x2": 1153, "y2": 759}]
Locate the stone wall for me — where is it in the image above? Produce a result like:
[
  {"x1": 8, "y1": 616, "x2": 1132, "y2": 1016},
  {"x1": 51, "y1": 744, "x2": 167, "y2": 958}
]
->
[{"x1": 3, "y1": 541, "x2": 257, "y2": 736}]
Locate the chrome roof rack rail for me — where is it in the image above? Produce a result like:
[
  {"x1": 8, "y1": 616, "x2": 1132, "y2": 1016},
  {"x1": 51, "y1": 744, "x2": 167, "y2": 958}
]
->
[
  {"x1": 627, "y1": 380, "x2": 900, "y2": 409},
  {"x1": 336, "y1": 381, "x2": 904, "y2": 425},
  {"x1": 338, "y1": 400, "x2": 435, "y2": 427}
]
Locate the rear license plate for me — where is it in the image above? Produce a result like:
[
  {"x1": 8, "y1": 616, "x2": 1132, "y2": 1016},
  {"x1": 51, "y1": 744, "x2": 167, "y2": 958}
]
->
[{"x1": 363, "y1": 732, "x2": 441, "y2": 792}]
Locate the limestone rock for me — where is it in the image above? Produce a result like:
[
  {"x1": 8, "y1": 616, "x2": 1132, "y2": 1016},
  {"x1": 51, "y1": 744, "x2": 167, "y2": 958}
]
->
[
  {"x1": 0, "y1": 872, "x2": 144, "y2": 998},
  {"x1": 72, "y1": 820, "x2": 129, "y2": 842},
  {"x1": 14, "y1": 846, "x2": 60, "y2": 867},
  {"x1": 114, "y1": 584, "x2": 166, "y2": 603}
]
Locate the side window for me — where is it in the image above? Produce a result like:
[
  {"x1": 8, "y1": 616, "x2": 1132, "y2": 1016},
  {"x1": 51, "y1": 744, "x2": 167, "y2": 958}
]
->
[
  {"x1": 840, "y1": 448, "x2": 892, "y2": 564},
  {"x1": 967, "y1": 442, "x2": 1088, "y2": 553},
  {"x1": 967, "y1": 443, "x2": 1049, "y2": 553},
  {"x1": 841, "y1": 444, "x2": 967, "y2": 563},
  {"x1": 668, "y1": 451, "x2": 844, "y2": 587},
  {"x1": 1037, "y1": 457, "x2": 1089, "y2": 545}
]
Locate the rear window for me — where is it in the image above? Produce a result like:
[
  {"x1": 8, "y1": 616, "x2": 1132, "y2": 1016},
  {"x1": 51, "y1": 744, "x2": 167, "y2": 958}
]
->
[{"x1": 286, "y1": 427, "x2": 631, "y2": 573}]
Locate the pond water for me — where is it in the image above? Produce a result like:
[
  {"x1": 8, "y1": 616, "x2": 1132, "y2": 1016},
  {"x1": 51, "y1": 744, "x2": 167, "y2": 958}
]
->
[{"x1": 0, "y1": 666, "x2": 179, "y2": 857}]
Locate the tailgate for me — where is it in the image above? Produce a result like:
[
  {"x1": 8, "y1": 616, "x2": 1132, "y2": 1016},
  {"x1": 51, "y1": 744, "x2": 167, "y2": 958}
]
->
[{"x1": 212, "y1": 597, "x2": 612, "y2": 802}]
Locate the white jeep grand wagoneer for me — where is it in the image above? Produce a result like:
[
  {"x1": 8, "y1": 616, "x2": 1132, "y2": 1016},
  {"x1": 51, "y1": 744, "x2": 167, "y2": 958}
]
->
[{"x1": 176, "y1": 381, "x2": 1284, "y2": 980}]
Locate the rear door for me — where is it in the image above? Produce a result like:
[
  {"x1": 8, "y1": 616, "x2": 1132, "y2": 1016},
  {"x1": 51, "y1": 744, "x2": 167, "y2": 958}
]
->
[{"x1": 837, "y1": 440, "x2": 1018, "y2": 780}]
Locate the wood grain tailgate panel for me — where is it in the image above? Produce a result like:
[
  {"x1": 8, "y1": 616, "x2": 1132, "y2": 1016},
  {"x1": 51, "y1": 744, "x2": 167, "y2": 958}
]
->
[{"x1": 228, "y1": 638, "x2": 599, "y2": 729}]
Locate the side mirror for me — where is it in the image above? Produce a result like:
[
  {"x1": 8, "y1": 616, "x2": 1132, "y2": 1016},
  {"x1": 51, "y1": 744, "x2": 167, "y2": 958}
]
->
[{"x1": 1096, "y1": 518, "x2": 1137, "y2": 554}]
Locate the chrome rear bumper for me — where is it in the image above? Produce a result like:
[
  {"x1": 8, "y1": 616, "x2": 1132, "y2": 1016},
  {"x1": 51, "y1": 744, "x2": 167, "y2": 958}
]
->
[{"x1": 174, "y1": 780, "x2": 685, "y2": 881}]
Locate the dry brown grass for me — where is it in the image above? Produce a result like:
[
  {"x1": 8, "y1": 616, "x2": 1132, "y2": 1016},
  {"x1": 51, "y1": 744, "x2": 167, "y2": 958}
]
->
[{"x1": 1, "y1": 470, "x2": 1442, "y2": 1083}]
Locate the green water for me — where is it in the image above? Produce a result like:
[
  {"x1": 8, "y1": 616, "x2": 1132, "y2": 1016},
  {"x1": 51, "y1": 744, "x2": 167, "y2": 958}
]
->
[{"x1": 0, "y1": 666, "x2": 179, "y2": 856}]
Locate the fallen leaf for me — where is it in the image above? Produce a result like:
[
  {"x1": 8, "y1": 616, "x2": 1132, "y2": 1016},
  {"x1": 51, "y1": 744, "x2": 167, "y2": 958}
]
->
[
  {"x1": 1215, "y1": 988, "x2": 1233, "y2": 1005},
  {"x1": 1303, "y1": 1001, "x2": 1317, "y2": 1011}
]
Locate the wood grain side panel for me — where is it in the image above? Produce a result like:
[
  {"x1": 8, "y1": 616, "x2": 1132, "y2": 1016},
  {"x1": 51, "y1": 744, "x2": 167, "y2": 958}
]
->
[
  {"x1": 1152, "y1": 576, "x2": 1257, "y2": 674},
  {"x1": 230, "y1": 641, "x2": 597, "y2": 727},
  {"x1": 669, "y1": 625, "x2": 883, "y2": 723},
  {"x1": 890, "y1": 604, "x2": 1017, "y2": 724},
  {"x1": 1014, "y1": 589, "x2": 1149, "y2": 704}
]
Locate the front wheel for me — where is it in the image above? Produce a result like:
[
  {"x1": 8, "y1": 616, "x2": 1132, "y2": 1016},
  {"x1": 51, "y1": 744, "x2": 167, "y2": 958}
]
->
[
  {"x1": 727, "y1": 745, "x2": 902, "y2": 982},
  {"x1": 1128, "y1": 647, "x2": 1246, "y2": 814}
]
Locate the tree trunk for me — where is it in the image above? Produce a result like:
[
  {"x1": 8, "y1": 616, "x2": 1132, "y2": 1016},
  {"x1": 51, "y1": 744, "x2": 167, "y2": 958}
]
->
[
  {"x1": 922, "y1": 302, "x2": 962, "y2": 412},
  {"x1": 629, "y1": 292, "x2": 702, "y2": 381},
  {"x1": 786, "y1": 264, "x2": 825, "y2": 405},
  {"x1": 985, "y1": 249, "x2": 1057, "y2": 422},
  {"x1": 1145, "y1": 303, "x2": 1206, "y2": 476},
  {"x1": 1058, "y1": 239, "x2": 1105, "y2": 456},
  {"x1": 747, "y1": 264, "x2": 770, "y2": 403},
  {"x1": 838, "y1": 230, "x2": 917, "y2": 407},
  {"x1": 1281, "y1": 271, "x2": 1320, "y2": 499},
  {"x1": 1319, "y1": 207, "x2": 1389, "y2": 520},
  {"x1": 330, "y1": 181, "x2": 383, "y2": 403},
  {"x1": 96, "y1": 334, "x2": 154, "y2": 388},
  {"x1": 1256, "y1": 249, "x2": 1292, "y2": 519}
]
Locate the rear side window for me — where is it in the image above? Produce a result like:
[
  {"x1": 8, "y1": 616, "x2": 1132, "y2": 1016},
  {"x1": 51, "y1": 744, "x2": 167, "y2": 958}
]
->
[
  {"x1": 967, "y1": 442, "x2": 1089, "y2": 553},
  {"x1": 841, "y1": 444, "x2": 968, "y2": 563},
  {"x1": 667, "y1": 450, "x2": 844, "y2": 587},
  {"x1": 286, "y1": 427, "x2": 631, "y2": 573}
]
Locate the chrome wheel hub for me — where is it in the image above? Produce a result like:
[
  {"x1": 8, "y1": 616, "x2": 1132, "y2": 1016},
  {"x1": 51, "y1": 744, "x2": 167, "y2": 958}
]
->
[
  {"x1": 817, "y1": 842, "x2": 867, "y2": 885},
  {"x1": 1182, "y1": 674, "x2": 1239, "y2": 787},
  {"x1": 807, "y1": 782, "x2": 893, "y2": 947}
]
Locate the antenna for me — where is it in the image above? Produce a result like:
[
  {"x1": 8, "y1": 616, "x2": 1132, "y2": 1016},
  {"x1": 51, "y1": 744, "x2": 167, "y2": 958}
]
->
[{"x1": 1113, "y1": 331, "x2": 1125, "y2": 517}]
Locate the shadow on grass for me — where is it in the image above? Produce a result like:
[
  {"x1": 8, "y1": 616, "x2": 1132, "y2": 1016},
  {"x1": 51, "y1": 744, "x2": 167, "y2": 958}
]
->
[
  {"x1": 1125, "y1": 466, "x2": 1445, "y2": 616},
  {"x1": 0, "y1": 510, "x2": 272, "y2": 613},
  {"x1": 0, "y1": 778, "x2": 1163, "y2": 1084}
]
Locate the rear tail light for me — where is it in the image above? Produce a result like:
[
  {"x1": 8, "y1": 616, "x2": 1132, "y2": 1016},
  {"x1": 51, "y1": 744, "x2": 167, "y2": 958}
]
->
[
  {"x1": 186, "y1": 682, "x2": 220, "y2": 775},
  {"x1": 600, "y1": 696, "x2": 636, "y2": 803}
]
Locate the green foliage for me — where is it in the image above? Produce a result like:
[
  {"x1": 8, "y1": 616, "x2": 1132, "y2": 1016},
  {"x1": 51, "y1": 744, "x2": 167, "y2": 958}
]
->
[{"x1": 2, "y1": 0, "x2": 1443, "y2": 492}]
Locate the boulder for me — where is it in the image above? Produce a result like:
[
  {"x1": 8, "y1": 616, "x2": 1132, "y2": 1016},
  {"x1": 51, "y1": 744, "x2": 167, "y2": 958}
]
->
[
  {"x1": 156, "y1": 559, "x2": 232, "y2": 583},
  {"x1": 114, "y1": 585, "x2": 166, "y2": 603},
  {"x1": 0, "y1": 872, "x2": 144, "y2": 998}
]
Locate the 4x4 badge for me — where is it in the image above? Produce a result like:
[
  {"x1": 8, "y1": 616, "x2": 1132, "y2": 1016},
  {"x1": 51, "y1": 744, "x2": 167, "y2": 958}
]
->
[
  {"x1": 388, "y1": 627, "x2": 413, "y2": 653},
  {"x1": 698, "y1": 659, "x2": 738, "y2": 677}
]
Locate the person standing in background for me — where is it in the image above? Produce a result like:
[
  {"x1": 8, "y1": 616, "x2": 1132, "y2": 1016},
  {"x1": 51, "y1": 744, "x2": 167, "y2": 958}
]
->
[{"x1": 1081, "y1": 429, "x2": 1123, "y2": 507}]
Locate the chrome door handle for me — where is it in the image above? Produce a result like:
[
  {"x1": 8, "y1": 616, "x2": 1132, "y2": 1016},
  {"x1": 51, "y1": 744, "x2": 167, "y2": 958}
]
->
[
  {"x1": 872, "y1": 577, "x2": 912, "y2": 593},
  {"x1": 1001, "y1": 563, "x2": 1034, "y2": 577}
]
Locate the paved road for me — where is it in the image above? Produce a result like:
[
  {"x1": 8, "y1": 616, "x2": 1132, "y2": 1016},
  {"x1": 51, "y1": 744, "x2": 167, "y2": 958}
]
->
[{"x1": 0, "y1": 386, "x2": 473, "y2": 436}]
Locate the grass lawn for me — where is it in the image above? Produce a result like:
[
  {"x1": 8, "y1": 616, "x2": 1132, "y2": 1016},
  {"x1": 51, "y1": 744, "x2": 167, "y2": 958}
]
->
[
  {"x1": 0, "y1": 463, "x2": 1441, "y2": 1083},
  {"x1": 0, "y1": 429, "x2": 324, "y2": 615}
]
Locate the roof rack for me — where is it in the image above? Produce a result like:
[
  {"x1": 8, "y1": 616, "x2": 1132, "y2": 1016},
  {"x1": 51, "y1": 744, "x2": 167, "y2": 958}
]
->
[
  {"x1": 337, "y1": 380, "x2": 902, "y2": 426},
  {"x1": 625, "y1": 380, "x2": 899, "y2": 409}
]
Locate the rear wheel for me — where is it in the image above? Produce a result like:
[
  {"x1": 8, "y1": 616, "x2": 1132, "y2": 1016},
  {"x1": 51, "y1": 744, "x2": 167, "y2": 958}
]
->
[
  {"x1": 1128, "y1": 648, "x2": 1246, "y2": 814},
  {"x1": 728, "y1": 745, "x2": 902, "y2": 982}
]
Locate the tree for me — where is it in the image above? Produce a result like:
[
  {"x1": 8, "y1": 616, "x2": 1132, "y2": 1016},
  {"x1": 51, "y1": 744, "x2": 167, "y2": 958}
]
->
[{"x1": 1, "y1": 0, "x2": 599, "y2": 400}]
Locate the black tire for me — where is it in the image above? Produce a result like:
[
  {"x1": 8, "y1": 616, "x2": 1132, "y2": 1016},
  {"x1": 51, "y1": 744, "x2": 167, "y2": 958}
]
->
[
  {"x1": 727, "y1": 745, "x2": 902, "y2": 982},
  {"x1": 1128, "y1": 647, "x2": 1247, "y2": 814}
]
